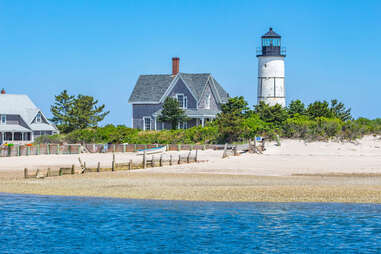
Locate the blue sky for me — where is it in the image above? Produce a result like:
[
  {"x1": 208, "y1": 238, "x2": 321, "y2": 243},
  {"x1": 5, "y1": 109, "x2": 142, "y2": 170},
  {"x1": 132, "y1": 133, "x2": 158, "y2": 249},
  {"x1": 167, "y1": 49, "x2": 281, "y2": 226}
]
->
[{"x1": 0, "y1": 0, "x2": 380, "y2": 125}]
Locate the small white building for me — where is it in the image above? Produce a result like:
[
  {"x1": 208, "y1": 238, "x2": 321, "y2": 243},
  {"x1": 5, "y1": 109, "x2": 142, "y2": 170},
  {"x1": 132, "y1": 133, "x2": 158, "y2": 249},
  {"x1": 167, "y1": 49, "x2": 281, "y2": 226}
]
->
[
  {"x1": 257, "y1": 28, "x2": 286, "y2": 107},
  {"x1": 0, "y1": 89, "x2": 58, "y2": 144}
]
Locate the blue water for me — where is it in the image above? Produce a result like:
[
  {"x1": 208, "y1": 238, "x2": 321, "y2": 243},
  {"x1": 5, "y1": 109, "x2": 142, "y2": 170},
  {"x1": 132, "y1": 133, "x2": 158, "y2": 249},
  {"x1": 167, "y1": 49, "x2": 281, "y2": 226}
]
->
[{"x1": 0, "y1": 194, "x2": 381, "y2": 253}]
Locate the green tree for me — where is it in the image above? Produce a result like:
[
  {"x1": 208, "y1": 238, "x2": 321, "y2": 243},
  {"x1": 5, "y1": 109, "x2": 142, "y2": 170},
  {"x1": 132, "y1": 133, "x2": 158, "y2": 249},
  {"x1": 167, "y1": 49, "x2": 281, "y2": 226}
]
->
[
  {"x1": 330, "y1": 99, "x2": 352, "y2": 121},
  {"x1": 50, "y1": 91, "x2": 109, "y2": 133},
  {"x1": 50, "y1": 90, "x2": 75, "y2": 133},
  {"x1": 288, "y1": 99, "x2": 306, "y2": 117},
  {"x1": 69, "y1": 95, "x2": 109, "y2": 130},
  {"x1": 216, "y1": 96, "x2": 249, "y2": 142},
  {"x1": 254, "y1": 101, "x2": 288, "y2": 128},
  {"x1": 306, "y1": 100, "x2": 333, "y2": 119},
  {"x1": 221, "y1": 96, "x2": 250, "y2": 116},
  {"x1": 158, "y1": 97, "x2": 188, "y2": 130}
]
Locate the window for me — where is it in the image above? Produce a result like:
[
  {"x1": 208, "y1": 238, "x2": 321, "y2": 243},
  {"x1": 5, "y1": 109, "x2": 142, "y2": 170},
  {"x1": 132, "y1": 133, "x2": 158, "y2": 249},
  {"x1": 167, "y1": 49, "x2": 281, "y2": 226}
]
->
[
  {"x1": 14, "y1": 132, "x2": 22, "y2": 141},
  {"x1": 178, "y1": 121, "x2": 188, "y2": 129},
  {"x1": 206, "y1": 94, "x2": 211, "y2": 109},
  {"x1": 1, "y1": 115, "x2": 6, "y2": 124},
  {"x1": 36, "y1": 112, "x2": 42, "y2": 123},
  {"x1": 143, "y1": 117, "x2": 151, "y2": 131},
  {"x1": 23, "y1": 132, "x2": 31, "y2": 141},
  {"x1": 4, "y1": 132, "x2": 12, "y2": 141},
  {"x1": 177, "y1": 94, "x2": 184, "y2": 108},
  {"x1": 176, "y1": 94, "x2": 187, "y2": 109}
]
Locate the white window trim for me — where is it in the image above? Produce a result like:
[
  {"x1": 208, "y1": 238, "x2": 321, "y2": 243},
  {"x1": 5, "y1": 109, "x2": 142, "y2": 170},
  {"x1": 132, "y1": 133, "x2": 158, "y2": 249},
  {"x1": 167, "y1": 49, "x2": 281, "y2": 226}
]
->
[
  {"x1": 36, "y1": 112, "x2": 42, "y2": 123},
  {"x1": 178, "y1": 121, "x2": 188, "y2": 129},
  {"x1": 143, "y1": 116, "x2": 151, "y2": 131},
  {"x1": 176, "y1": 93, "x2": 187, "y2": 109},
  {"x1": 206, "y1": 94, "x2": 211, "y2": 109},
  {"x1": 0, "y1": 115, "x2": 6, "y2": 125}
]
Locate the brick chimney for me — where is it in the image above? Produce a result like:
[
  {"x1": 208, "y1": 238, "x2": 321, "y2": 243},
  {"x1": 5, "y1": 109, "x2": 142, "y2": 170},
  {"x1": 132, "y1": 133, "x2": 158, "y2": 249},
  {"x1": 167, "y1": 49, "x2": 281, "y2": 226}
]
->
[
  {"x1": 0, "y1": 88, "x2": 5, "y2": 94},
  {"x1": 172, "y1": 57, "x2": 179, "y2": 76}
]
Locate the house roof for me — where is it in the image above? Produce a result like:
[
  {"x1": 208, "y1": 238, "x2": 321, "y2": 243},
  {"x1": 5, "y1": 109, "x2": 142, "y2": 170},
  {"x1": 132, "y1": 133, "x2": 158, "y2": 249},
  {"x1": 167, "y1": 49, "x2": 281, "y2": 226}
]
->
[
  {"x1": 0, "y1": 94, "x2": 57, "y2": 132},
  {"x1": 0, "y1": 94, "x2": 40, "y2": 124},
  {"x1": 152, "y1": 108, "x2": 221, "y2": 118},
  {"x1": 0, "y1": 125, "x2": 32, "y2": 132},
  {"x1": 262, "y1": 27, "x2": 281, "y2": 38},
  {"x1": 128, "y1": 73, "x2": 229, "y2": 104},
  {"x1": 30, "y1": 123, "x2": 57, "y2": 131}
]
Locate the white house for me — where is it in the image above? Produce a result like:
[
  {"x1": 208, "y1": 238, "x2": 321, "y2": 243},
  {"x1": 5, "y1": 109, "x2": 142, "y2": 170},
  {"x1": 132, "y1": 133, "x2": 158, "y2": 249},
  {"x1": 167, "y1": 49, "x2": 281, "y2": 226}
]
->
[{"x1": 0, "y1": 89, "x2": 58, "y2": 144}]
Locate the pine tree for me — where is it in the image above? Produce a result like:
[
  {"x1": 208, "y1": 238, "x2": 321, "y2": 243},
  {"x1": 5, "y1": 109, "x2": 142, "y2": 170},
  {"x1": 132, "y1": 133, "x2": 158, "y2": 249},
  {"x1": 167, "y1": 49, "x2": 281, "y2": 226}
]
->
[
  {"x1": 158, "y1": 97, "x2": 188, "y2": 130},
  {"x1": 50, "y1": 91, "x2": 109, "y2": 133}
]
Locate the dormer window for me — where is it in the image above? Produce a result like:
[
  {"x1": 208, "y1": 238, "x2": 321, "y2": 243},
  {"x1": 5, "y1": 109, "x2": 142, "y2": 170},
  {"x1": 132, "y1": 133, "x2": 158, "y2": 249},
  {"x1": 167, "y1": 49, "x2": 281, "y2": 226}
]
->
[
  {"x1": 36, "y1": 112, "x2": 42, "y2": 123},
  {"x1": 0, "y1": 115, "x2": 6, "y2": 125},
  {"x1": 176, "y1": 94, "x2": 187, "y2": 109}
]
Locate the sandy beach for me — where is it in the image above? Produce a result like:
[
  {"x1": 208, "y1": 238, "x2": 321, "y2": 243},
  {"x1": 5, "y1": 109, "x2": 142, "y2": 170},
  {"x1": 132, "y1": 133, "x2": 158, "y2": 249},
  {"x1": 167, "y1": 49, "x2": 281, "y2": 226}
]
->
[{"x1": 1, "y1": 135, "x2": 381, "y2": 203}]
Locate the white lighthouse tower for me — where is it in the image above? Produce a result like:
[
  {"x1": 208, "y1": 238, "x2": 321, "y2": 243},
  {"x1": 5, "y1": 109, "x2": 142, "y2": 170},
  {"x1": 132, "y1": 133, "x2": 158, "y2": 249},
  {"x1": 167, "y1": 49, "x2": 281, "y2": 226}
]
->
[{"x1": 257, "y1": 28, "x2": 286, "y2": 107}]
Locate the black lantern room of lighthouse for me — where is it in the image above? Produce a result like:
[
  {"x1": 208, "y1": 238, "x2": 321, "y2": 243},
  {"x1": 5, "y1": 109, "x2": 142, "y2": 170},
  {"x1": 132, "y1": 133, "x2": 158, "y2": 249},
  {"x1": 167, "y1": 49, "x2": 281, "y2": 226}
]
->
[{"x1": 257, "y1": 27, "x2": 286, "y2": 57}]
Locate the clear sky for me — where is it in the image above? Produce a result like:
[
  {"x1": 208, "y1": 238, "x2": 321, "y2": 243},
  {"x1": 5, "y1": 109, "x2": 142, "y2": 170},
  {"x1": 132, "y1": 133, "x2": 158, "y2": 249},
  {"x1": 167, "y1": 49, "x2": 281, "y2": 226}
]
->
[{"x1": 0, "y1": 0, "x2": 380, "y2": 125}]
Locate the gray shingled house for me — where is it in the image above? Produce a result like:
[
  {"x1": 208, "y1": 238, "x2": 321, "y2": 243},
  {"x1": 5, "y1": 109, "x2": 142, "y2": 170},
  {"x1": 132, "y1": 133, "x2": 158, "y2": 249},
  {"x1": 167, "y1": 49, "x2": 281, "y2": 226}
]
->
[
  {"x1": 128, "y1": 58, "x2": 229, "y2": 130},
  {"x1": 0, "y1": 89, "x2": 58, "y2": 144}
]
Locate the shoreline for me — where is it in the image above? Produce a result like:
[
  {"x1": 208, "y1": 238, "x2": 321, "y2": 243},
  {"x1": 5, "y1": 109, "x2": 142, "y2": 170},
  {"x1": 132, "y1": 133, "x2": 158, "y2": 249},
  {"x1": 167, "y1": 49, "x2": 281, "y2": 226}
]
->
[
  {"x1": 2, "y1": 191, "x2": 381, "y2": 206},
  {"x1": 1, "y1": 171, "x2": 381, "y2": 204}
]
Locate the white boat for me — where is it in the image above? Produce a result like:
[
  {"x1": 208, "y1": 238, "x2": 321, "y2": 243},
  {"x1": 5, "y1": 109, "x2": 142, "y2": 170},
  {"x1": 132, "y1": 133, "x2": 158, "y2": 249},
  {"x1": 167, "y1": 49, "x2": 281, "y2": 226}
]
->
[{"x1": 137, "y1": 146, "x2": 166, "y2": 155}]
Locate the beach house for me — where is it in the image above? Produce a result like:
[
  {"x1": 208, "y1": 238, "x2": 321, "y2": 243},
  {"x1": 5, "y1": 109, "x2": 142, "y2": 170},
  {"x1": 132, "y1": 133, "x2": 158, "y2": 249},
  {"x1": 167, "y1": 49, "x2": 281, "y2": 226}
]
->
[
  {"x1": 128, "y1": 58, "x2": 229, "y2": 130},
  {"x1": 0, "y1": 89, "x2": 58, "y2": 144}
]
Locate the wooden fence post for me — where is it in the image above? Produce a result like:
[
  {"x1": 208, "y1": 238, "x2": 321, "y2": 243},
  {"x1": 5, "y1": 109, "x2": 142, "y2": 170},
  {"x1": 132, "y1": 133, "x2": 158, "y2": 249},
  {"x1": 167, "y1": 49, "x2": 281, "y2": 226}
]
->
[
  {"x1": 97, "y1": 162, "x2": 100, "y2": 172},
  {"x1": 178, "y1": 154, "x2": 181, "y2": 164},
  {"x1": 187, "y1": 151, "x2": 191, "y2": 163},
  {"x1": 195, "y1": 149, "x2": 198, "y2": 162},
  {"x1": 159, "y1": 154, "x2": 163, "y2": 167},
  {"x1": 143, "y1": 150, "x2": 146, "y2": 169},
  {"x1": 71, "y1": 164, "x2": 75, "y2": 174},
  {"x1": 24, "y1": 168, "x2": 28, "y2": 179},
  {"x1": 222, "y1": 143, "x2": 228, "y2": 158},
  {"x1": 112, "y1": 154, "x2": 115, "y2": 171},
  {"x1": 170, "y1": 155, "x2": 173, "y2": 166},
  {"x1": 59, "y1": 168, "x2": 63, "y2": 176}
]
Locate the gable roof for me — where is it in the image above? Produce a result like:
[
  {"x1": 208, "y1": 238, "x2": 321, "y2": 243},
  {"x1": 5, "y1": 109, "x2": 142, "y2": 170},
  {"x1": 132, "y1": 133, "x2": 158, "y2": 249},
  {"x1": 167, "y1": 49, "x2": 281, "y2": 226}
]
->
[
  {"x1": 0, "y1": 94, "x2": 56, "y2": 131},
  {"x1": 128, "y1": 73, "x2": 229, "y2": 104},
  {"x1": 0, "y1": 94, "x2": 40, "y2": 124}
]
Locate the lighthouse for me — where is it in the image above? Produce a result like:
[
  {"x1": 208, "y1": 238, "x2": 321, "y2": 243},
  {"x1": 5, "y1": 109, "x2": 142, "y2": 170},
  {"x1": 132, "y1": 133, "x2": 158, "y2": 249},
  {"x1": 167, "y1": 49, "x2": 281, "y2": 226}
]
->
[{"x1": 257, "y1": 28, "x2": 286, "y2": 107}]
